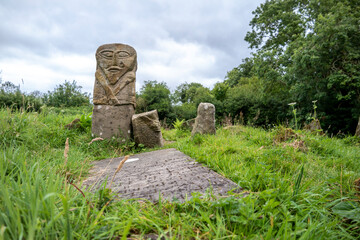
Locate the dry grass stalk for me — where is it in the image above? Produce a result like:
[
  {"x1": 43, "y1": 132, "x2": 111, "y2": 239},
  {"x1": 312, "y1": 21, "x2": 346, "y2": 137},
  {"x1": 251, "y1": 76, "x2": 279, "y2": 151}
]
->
[
  {"x1": 109, "y1": 155, "x2": 130, "y2": 188},
  {"x1": 88, "y1": 137, "x2": 104, "y2": 145},
  {"x1": 273, "y1": 127, "x2": 297, "y2": 144},
  {"x1": 64, "y1": 138, "x2": 69, "y2": 167},
  {"x1": 222, "y1": 113, "x2": 233, "y2": 127},
  {"x1": 354, "y1": 178, "x2": 360, "y2": 197},
  {"x1": 283, "y1": 140, "x2": 307, "y2": 152},
  {"x1": 69, "y1": 181, "x2": 94, "y2": 208},
  {"x1": 77, "y1": 158, "x2": 88, "y2": 182}
]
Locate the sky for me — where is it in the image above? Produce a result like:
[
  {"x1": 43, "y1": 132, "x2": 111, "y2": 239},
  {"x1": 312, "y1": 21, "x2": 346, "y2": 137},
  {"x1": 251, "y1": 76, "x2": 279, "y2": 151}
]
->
[{"x1": 0, "y1": 0, "x2": 265, "y2": 95}]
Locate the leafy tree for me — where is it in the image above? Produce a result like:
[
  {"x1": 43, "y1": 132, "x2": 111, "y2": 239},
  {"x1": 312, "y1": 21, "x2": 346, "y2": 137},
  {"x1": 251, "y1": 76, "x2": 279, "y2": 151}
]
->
[
  {"x1": 136, "y1": 80, "x2": 173, "y2": 120},
  {"x1": 0, "y1": 80, "x2": 43, "y2": 111},
  {"x1": 44, "y1": 80, "x2": 90, "y2": 107},
  {"x1": 192, "y1": 87, "x2": 215, "y2": 106},
  {"x1": 286, "y1": 1, "x2": 360, "y2": 132},
  {"x1": 0, "y1": 81, "x2": 22, "y2": 108},
  {"x1": 233, "y1": 0, "x2": 360, "y2": 133},
  {"x1": 172, "y1": 82, "x2": 217, "y2": 121},
  {"x1": 173, "y1": 103, "x2": 197, "y2": 120},
  {"x1": 224, "y1": 58, "x2": 255, "y2": 88},
  {"x1": 212, "y1": 82, "x2": 229, "y2": 102},
  {"x1": 173, "y1": 82, "x2": 205, "y2": 104}
]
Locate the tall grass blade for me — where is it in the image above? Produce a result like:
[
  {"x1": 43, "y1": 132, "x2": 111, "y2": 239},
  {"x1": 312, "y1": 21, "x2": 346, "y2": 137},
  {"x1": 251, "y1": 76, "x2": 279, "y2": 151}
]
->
[{"x1": 293, "y1": 164, "x2": 304, "y2": 200}]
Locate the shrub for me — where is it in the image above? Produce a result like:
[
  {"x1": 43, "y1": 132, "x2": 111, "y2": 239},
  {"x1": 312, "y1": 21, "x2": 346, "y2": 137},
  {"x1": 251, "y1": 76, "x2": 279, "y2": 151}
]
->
[{"x1": 44, "y1": 80, "x2": 90, "y2": 107}]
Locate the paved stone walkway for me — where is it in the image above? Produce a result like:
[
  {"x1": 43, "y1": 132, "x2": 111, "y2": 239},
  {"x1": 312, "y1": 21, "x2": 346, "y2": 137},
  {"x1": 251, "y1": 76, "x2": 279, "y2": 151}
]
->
[{"x1": 83, "y1": 148, "x2": 241, "y2": 202}]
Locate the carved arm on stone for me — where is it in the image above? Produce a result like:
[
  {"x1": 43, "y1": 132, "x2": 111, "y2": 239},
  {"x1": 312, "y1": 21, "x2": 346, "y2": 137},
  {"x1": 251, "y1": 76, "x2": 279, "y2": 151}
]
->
[
  {"x1": 95, "y1": 70, "x2": 120, "y2": 105},
  {"x1": 113, "y1": 72, "x2": 135, "y2": 95}
]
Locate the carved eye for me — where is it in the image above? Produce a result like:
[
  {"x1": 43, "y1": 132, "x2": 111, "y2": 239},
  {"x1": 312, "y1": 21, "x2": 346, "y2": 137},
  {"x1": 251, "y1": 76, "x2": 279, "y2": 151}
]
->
[
  {"x1": 118, "y1": 51, "x2": 130, "y2": 58},
  {"x1": 100, "y1": 50, "x2": 114, "y2": 58}
]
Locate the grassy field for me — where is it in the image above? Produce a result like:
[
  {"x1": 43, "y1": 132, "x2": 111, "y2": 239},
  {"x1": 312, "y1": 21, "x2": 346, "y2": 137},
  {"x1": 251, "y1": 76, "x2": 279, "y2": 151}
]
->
[{"x1": 0, "y1": 107, "x2": 359, "y2": 239}]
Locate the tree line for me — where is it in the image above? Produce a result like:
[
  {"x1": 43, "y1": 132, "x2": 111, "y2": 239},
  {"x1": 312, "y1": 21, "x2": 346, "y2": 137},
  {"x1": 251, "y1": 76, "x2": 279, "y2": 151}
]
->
[
  {"x1": 232, "y1": 0, "x2": 360, "y2": 135},
  {"x1": 1, "y1": 0, "x2": 359, "y2": 135},
  {"x1": 0, "y1": 79, "x2": 90, "y2": 111},
  {"x1": 138, "y1": 0, "x2": 360, "y2": 135}
]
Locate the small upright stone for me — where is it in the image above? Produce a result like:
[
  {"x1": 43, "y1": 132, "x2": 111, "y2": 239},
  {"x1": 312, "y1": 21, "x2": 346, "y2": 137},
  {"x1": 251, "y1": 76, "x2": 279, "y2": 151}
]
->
[
  {"x1": 191, "y1": 103, "x2": 216, "y2": 136},
  {"x1": 304, "y1": 119, "x2": 323, "y2": 134},
  {"x1": 132, "y1": 110, "x2": 164, "y2": 148}
]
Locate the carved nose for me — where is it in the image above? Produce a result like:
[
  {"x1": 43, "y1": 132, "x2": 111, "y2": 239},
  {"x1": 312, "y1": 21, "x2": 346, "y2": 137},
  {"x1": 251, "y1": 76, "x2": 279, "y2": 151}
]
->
[{"x1": 112, "y1": 55, "x2": 118, "y2": 65}]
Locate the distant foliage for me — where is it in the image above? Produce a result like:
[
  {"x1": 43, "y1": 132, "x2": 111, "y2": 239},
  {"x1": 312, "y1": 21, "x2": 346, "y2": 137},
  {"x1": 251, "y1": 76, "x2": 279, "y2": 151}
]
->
[
  {"x1": 172, "y1": 82, "x2": 215, "y2": 121},
  {"x1": 225, "y1": 0, "x2": 360, "y2": 134},
  {"x1": 0, "y1": 75, "x2": 90, "y2": 111},
  {"x1": 44, "y1": 80, "x2": 90, "y2": 107},
  {"x1": 136, "y1": 80, "x2": 174, "y2": 121},
  {"x1": 0, "y1": 80, "x2": 43, "y2": 111}
]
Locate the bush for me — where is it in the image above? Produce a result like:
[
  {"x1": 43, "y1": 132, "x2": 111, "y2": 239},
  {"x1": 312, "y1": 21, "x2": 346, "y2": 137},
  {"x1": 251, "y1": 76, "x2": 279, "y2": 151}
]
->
[
  {"x1": 0, "y1": 81, "x2": 43, "y2": 111},
  {"x1": 44, "y1": 80, "x2": 90, "y2": 107}
]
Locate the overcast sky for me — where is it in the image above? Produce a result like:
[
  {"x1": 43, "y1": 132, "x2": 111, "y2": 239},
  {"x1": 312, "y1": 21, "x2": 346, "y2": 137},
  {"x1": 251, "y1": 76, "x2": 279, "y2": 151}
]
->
[{"x1": 0, "y1": 0, "x2": 264, "y2": 95}]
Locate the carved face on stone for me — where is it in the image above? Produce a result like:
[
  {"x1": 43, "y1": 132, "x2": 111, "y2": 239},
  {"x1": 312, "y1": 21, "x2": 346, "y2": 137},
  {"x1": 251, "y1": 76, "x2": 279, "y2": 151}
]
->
[{"x1": 96, "y1": 44, "x2": 137, "y2": 85}]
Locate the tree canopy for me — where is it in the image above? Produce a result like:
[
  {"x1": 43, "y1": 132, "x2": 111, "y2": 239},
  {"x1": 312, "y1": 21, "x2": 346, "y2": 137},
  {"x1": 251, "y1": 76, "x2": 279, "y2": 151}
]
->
[{"x1": 227, "y1": 0, "x2": 360, "y2": 133}]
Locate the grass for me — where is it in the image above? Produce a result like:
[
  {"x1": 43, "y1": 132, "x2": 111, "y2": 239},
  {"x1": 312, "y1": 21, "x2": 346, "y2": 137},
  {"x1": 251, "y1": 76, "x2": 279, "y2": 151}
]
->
[{"x1": 1, "y1": 107, "x2": 360, "y2": 239}]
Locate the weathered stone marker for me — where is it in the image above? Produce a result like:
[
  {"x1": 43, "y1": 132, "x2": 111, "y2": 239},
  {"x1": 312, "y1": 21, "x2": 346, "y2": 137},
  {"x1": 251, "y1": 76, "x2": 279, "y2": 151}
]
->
[
  {"x1": 132, "y1": 110, "x2": 164, "y2": 148},
  {"x1": 356, "y1": 117, "x2": 360, "y2": 137},
  {"x1": 91, "y1": 43, "x2": 137, "y2": 140},
  {"x1": 83, "y1": 148, "x2": 241, "y2": 202},
  {"x1": 304, "y1": 119, "x2": 323, "y2": 133},
  {"x1": 191, "y1": 102, "x2": 216, "y2": 136}
]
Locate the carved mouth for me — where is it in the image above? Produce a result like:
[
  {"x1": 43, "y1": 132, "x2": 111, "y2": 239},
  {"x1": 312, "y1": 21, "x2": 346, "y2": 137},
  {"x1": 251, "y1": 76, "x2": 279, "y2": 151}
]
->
[{"x1": 107, "y1": 66, "x2": 122, "y2": 72}]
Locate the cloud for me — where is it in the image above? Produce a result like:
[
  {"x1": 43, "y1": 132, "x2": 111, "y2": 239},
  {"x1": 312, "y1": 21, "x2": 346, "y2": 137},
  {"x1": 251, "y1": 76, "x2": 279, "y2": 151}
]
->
[
  {"x1": 0, "y1": 0, "x2": 265, "y2": 93},
  {"x1": 0, "y1": 53, "x2": 95, "y2": 94},
  {"x1": 139, "y1": 38, "x2": 218, "y2": 88}
]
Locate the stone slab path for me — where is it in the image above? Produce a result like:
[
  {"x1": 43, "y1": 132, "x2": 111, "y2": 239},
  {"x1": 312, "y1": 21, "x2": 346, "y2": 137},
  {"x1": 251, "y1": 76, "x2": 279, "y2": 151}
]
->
[{"x1": 82, "y1": 148, "x2": 241, "y2": 202}]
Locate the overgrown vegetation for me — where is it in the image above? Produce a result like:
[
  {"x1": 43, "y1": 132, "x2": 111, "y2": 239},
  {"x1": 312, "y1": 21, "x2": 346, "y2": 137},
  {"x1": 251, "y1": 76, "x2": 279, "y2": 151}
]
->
[
  {"x1": 43, "y1": 80, "x2": 91, "y2": 108},
  {"x1": 228, "y1": 0, "x2": 360, "y2": 134},
  {"x1": 134, "y1": 0, "x2": 360, "y2": 135},
  {"x1": 0, "y1": 78, "x2": 91, "y2": 110},
  {"x1": 1, "y1": 107, "x2": 359, "y2": 239}
]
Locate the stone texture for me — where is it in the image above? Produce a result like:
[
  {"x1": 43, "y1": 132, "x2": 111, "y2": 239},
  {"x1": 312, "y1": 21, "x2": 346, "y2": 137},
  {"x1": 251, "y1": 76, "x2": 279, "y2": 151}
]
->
[
  {"x1": 65, "y1": 118, "x2": 80, "y2": 130},
  {"x1": 132, "y1": 110, "x2": 164, "y2": 148},
  {"x1": 304, "y1": 119, "x2": 323, "y2": 134},
  {"x1": 356, "y1": 117, "x2": 360, "y2": 137},
  {"x1": 91, "y1": 105, "x2": 134, "y2": 140},
  {"x1": 93, "y1": 43, "x2": 137, "y2": 106},
  {"x1": 191, "y1": 102, "x2": 216, "y2": 136},
  {"x1": 82, "y1": 148, "x2": 242, "y2": 202}
]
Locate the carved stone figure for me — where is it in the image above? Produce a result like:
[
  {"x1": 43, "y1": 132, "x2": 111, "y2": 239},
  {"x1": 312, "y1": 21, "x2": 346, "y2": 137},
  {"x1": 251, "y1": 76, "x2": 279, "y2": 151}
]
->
[
  {"x1": 92, "y1": 43, "x2": 137, "y2": 140},
  {"x1": 93, "y1": 43, "x2": 137, "y2": 106}
]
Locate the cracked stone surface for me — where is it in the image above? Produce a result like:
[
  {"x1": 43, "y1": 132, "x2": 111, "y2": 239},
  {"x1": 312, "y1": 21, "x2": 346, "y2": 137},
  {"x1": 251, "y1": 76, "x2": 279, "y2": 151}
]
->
[{"x1": 82, "y1": 148, "x2": 241, "y2": 202}]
